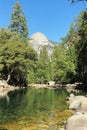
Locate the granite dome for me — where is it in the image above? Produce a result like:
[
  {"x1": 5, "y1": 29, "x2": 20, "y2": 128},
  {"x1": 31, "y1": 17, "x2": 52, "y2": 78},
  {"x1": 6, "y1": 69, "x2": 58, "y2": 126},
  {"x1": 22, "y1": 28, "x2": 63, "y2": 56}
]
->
[
  {"x1": 30, "y1": 32, "x2": 49, "y2": 46},
  {"x1": 29, "y1": 32, "x2": 56, "y2": 55}
]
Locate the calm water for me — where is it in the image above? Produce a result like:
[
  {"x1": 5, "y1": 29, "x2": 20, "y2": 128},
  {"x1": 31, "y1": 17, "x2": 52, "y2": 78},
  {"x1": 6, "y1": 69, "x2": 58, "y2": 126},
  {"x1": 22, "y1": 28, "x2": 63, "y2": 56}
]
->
[{"x1": 0, "y1": 88, "x2": 70, "y2": 130}]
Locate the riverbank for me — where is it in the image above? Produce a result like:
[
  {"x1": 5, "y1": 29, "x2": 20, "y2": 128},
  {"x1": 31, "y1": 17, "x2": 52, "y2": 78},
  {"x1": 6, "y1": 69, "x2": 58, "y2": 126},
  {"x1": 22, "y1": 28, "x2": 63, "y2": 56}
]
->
[
  {"x1": 0, "y1": 80, "x2": 82, "y2": 97},
  {"x1": 29, "y1": 84, "x2": 57, "y2": 89},
  {"x1": 0, "y1": 76, "x2": 82, "y2": 91},
  {"x1": 29, "y1": 83, "x2": 66, "y2": 89},
  {"x1": 0, "y1": 79, "x2": 20, "y2": 97},
  {"x1": 29, "y1": 82, "x2": 81, "y2": 92},
  {"x1": 65, "y1": 82, "x2": 81, "y2": 93}
]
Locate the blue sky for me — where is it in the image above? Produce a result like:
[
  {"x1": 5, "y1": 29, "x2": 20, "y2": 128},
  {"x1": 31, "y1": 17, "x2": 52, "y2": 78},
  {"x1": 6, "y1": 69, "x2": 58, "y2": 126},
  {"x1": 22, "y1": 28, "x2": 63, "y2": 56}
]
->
[{"x1": 0, "y1": 0, "x2": 87, "y2": 42}]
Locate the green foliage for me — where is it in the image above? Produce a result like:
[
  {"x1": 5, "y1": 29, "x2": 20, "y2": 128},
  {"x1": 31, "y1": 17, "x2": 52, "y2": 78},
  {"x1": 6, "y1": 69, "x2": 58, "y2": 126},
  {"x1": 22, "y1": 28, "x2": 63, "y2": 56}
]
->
[
  {"x1": 75, "y1": 11, "x2": 87, "y2": 83},
  {"x1": 0, "y1": 28, "x2": 37, "y2": 86},
  {"x1": 52, "y1": 45, "x2": 76, "y2": 83},
  {"x1": 0, "y1": 28, "x2": 20, "y2": 45},
  {"x1": 35, "y1": 46, "x2": 52, "y2": 83},
  {"x1": 62, "y1": 10, "x2": 87, "y2": 84},
  {"x1": 8, "y1": 2, "x2": 28, "y2": 41},
  {"x1": 61, "y1": 23, "x2": 77, "y2": 69}
]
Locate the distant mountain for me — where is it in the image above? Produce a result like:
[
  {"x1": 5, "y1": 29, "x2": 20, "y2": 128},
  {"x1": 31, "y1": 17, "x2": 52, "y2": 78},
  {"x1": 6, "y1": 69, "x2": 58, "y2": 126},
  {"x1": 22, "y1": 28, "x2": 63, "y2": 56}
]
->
[{"x1": 29, "y1": 32, "x2": 58, "y2": 55}]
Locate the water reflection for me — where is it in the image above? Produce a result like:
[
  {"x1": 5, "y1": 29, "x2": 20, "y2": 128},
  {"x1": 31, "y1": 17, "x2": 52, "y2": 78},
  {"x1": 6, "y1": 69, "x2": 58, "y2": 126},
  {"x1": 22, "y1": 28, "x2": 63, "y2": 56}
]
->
[
  {"x1": 0, "y1": 88, "x2": 68, "y2": 126},
  {"x1": 0, "y1": 91, "x2": 9, "y2": 104}
]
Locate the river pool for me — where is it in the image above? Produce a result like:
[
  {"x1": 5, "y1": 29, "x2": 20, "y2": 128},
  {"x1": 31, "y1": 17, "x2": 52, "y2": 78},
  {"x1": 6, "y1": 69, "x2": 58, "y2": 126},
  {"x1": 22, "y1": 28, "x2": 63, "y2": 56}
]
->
[{"x1": 0, "y1": 88, "x2": 71, "y2": 130}]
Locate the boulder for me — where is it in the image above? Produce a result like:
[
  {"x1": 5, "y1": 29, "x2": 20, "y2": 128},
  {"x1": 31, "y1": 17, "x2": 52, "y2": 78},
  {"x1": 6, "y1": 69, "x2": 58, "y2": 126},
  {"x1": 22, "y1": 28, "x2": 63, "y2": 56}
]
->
[
  {"x1": 69, "y1": 94, "x2": 87, "y2": 113},
  {"x1": 66, "y1": 94, "x2": 87, "y2": 130},
  {"x1": 70, "y1": 98, "x2": 87, "y2": 113},
  {"x1": 66, "y1": 113, "x2": 87, "y2": 130},
  {"x1": 67, "y1": 93, "x2": 85, "y2": 104}
]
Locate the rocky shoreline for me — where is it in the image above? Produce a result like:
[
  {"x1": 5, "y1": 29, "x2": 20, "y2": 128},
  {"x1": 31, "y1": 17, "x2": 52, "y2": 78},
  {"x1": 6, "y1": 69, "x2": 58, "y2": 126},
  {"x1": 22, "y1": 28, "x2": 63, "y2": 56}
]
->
[
  {"x1": 63, "y1": 93, "x2": 87, "y2": 130},
  {"x1": 0, "y1": 77, "x2": 81, "y2": 92},
  {"x1": 29, "y1": 82, "x2": 81, "y2": 92},
  {"x1": 29, "y1": 83, "x2": 62, "y2": 89},
  {"x1": 0, "y1": 79, "x2": 20, "y2": 98}
]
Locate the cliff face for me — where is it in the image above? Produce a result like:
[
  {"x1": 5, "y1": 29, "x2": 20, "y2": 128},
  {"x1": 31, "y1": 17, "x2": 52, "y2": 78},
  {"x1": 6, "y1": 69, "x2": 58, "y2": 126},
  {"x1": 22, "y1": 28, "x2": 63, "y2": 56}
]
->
[{"x1": 29, "y1": 32, "x2": 56, "y2": 55}]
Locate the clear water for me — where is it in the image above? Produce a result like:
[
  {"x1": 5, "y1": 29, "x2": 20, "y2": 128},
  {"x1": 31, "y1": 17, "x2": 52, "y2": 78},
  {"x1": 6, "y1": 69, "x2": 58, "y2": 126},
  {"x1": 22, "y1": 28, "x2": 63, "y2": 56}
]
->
[{"x1": 0, "y1": 88, "x2": 70, "y2": 130}]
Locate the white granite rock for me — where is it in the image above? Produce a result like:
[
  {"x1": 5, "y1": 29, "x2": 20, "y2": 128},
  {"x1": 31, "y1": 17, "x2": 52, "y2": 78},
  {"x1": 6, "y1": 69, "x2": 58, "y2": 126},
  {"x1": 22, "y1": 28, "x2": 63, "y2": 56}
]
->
[
  {"x1": 68, "y1": 94, "x2": 87, "y2": 113},
  {"x1": 30, "y1": 32, "x2": 55, "y2": 56},
  {"x1": 66, "y1": 114, "x2": 87, "y2": 130}
]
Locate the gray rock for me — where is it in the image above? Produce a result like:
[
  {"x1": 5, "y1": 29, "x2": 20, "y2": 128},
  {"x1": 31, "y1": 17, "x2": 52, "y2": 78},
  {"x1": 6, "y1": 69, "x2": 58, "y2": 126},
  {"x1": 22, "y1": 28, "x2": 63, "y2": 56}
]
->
[
  {"x1": 66, "y1": 114, "x2": 87, "y2": 130},
  {"x1": 65, "y1": 94, "x2": 87, "y2": 130},
  {"x1": 68, "y1": 94, "x2": 87, "y2": 113},
  {"x1": 29, "y1": 32, "x2": 56, "y2": 56},
  {"x1": 68, "y1": 93, "x2": 85, "y2": 104}
]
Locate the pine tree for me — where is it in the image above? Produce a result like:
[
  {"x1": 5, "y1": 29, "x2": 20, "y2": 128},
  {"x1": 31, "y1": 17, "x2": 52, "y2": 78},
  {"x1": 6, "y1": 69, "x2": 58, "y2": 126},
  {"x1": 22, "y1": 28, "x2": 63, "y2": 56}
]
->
[
  {"x1": 52, "y1": 45, "x2": 76, "y2": 83},
  {"x1": 8, "y1": 2, "x2": 28, "y2": 41},
  {"x1": 75, "y1": 11, "x2": 87, "y2": 83},
  {"x1": 36, "y1": 46, "x2": 51, "y2": 83}
]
